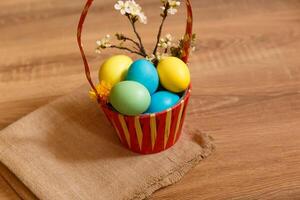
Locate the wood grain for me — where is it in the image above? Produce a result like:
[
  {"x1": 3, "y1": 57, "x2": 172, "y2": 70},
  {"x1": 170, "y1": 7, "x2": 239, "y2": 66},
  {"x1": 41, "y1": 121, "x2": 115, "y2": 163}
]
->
[{"x1": 1, "y1": 0, "x2": 300, "y2": 199}]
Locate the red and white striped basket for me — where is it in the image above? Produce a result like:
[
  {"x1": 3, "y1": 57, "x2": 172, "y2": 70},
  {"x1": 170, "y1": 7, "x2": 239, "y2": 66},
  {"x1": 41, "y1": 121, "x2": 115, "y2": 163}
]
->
[{"x1": 77, "y1": 0, "x2": 194, "y2": 154}]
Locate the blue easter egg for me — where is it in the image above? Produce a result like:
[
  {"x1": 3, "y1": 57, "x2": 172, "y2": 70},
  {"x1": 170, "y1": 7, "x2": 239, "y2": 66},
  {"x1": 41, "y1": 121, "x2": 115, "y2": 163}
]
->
[
  {"x1": 126, "y1": 59, "x2": 159, "y2": 94},
  {"x1": 146, "y1": 91, "x2": 180, "y2": 113}
]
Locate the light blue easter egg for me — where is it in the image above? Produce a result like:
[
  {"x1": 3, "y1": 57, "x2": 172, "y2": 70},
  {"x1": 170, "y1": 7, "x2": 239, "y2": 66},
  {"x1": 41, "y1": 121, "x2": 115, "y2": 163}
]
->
[
  {"x1": 146, "y1": 91, "x2": 180, "y2": 113},
  {"x1": 126, "y1": 59, "x2": 159, "y2": 94}
]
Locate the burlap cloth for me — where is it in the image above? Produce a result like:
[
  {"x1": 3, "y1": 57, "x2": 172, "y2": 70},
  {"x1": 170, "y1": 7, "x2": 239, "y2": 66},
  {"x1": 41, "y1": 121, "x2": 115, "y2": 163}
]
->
[{"x1": 0, "y1": 85, "x2": 215, "y2": 200}]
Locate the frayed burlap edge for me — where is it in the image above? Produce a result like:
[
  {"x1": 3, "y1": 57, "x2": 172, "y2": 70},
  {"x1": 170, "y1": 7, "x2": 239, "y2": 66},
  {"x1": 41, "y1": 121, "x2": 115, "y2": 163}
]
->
[{"x1": 131, "y1": 132, "x2": 215, "y2": 200}]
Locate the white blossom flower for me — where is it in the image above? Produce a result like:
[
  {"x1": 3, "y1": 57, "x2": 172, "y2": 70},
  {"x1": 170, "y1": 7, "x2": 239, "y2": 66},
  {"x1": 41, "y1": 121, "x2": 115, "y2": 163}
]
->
[
  {"x1": 114, "y1": 1, "x2": 129, "y2": 15},
  {"x1": 167, "y1": 7, "x2": 178, "y2": 15},
  {"x1": 169, "y1": 0, "x2": 180, "y2": 7},
  {"x1": 95, "y1": 49, "x2": 102, "y2": 54},
  {"x1": 138, "y1": 12, "x2": 147, "y2": 24},
  {"x1": 192, "y1": 46, "x2": 196, "y2": 52},
  {"x1": 127, "y1": 0, "x2": 142, "y2": 15},
  {"x1": 158, "y1": 34, "x2": 173, "y2": 48},
  {"x1": 155, "y1": 52, "x2": 169, "y2": 60},
  {"x1": 146, "y1": 52, "x2": 169, "y2": 62},
  {"x1": 161, "y1": 0, "x2": 181, "y2": 15},
  {"x1": 96, "y1": 35, "x2": 112, "y2": 53},
  {"x1": 114, "y1": 0, "x2": 147, "y2": 24},
  {"x1": 146, "y1": 54, "x2": 156, "y2": 62}
]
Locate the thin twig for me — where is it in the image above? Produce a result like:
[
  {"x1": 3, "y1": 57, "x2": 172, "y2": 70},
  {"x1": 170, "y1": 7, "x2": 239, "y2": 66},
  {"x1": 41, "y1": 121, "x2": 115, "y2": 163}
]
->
[
  {"x1": 132, "y1": 45, "x2": 140, "y2": 52},
  {"x1": 127, "y1": 15, "x2": 147, "y2": 56},
  {"x1": 110, "y1": 45, "x2": 145, "y2": 57},
  {"x1": 132, "y1": 22, "x2": 146, "y2": 55},
  {"x1": 116, "y1": 33, "x2": 141, "y2": 49},
  {"x1": 124, "y1": 36, "x2": 141, "y2": 49},
  {"x1": 164, "y1": 48, "x2": 168, "y2": 54},
  {"x1": 152, "y1": 3, "x2": 169, "y2": 55}
]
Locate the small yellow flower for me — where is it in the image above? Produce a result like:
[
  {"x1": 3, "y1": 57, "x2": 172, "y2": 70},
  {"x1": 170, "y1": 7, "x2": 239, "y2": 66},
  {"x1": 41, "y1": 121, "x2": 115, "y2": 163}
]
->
[{"x1": 89, "y1": 81, "x2": 112, "y2": 103}]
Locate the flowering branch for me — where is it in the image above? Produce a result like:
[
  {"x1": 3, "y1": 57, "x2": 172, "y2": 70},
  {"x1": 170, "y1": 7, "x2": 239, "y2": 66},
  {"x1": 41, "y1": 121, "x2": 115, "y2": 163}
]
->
[
  {"x1": 126, "y1": 16, "x2": 147, "y2": 56},
  {"x1": 110, "y1": 45, "x2": 145, "y2": 56},
  {"x1": 115, "y1": 33, "x2": 140, "y2": 50},
  {"x1": 95, "y1": 34, "x2": 145, "y2": 57},
  {"x1": 153, "y1": 0, "x2": 181, "y2": 57},
  {"x1": 96, "y1": 0, "x2": 195, "y2": 65},
  {"x1": 152, "y1": 3, "x2": 169, "y2": 56}
]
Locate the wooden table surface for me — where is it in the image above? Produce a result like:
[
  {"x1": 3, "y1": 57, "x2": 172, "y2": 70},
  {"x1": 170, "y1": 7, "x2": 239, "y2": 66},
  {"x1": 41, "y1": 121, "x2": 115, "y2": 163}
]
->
[{"x1": 1, "y1": 0, "x2": 300, "y2": 199}]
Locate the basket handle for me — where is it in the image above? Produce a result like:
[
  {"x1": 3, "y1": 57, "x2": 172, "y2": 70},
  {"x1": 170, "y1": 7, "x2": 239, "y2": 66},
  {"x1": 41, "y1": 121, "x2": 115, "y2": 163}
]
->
[
  {"x1": 77, "y1": 0, "x2": 101, "y2": 102},
  {"x1": 77, "y1": 0, "x2": 194, "y2": 102},
  {"x1": 181, "y1": 0, "x2": 194, "y2": 63}
]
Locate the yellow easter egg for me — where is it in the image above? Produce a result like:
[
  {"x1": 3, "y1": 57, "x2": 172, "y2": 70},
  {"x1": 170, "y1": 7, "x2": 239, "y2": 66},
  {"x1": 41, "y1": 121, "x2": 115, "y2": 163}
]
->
[
  {"x1": 157, "y1": 57, "x2": 190, "y2": 93},
  {"x1": 99, "y1": 55, "x2": 133, "y2": 87}
]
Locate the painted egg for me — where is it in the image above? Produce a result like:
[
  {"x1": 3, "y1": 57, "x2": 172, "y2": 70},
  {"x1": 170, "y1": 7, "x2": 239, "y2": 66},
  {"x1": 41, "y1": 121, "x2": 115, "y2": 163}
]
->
[
  {"x1": 99, "y1": 55, "x2": 133, "y2": 87},
  {"x1": 146, "y1": 91, "x2": 180, "y2": 113},
  {"x1": 157, "y1": 57, "x2": 190, "y2": 93},
  {"x1": 109, "y1": 81, "x2": 151, "y2": 116},
  {"x1": 126, "y1": 59, "x2": 159, "y2": 94}
]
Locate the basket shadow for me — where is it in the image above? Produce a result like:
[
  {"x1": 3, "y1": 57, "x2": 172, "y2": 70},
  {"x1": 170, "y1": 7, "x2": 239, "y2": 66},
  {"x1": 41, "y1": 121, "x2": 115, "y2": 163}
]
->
[{"x1": 44, "y1": 94, "x2": 139, "y2": 162}]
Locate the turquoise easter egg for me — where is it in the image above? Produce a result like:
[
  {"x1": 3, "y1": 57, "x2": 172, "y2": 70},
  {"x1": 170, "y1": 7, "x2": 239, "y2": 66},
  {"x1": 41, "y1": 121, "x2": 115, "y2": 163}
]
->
[
  {"x1": 109, "y1": 81, "x2": 151, "y2": 116},
  {"x1": 126, "y1": 59, "x2": 159, "y2": 94},
  {"x1": 146, "y1": 91, "x2": 180, "y2": 113}
]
